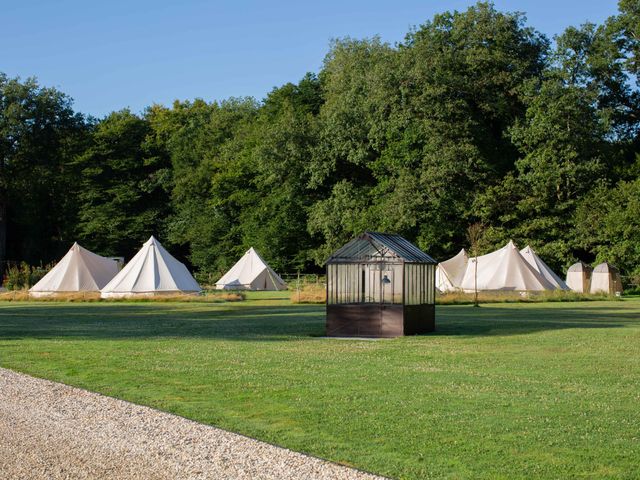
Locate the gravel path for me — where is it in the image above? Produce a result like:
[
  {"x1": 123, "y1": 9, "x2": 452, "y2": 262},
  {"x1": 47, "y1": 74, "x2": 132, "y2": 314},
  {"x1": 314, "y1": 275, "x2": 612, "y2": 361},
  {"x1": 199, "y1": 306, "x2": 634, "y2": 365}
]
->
[{"x1": 0, "y1": 368, "x2": 386, "y2": 480}]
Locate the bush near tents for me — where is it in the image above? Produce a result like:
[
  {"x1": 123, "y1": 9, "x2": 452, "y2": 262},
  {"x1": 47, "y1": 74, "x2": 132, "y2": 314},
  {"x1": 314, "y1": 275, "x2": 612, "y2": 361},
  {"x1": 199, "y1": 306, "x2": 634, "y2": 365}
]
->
[{"x1": 3, "y1": 262, "x2": 52, "y2": 290}]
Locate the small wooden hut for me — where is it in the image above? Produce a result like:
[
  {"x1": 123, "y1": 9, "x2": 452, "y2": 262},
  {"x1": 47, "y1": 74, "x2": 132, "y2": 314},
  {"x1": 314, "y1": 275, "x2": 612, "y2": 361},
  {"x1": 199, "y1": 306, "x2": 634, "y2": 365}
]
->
[
  {"x1": 590, "y1": 262, "x2": 623, "y2": 295},
  {"x1": 325, "y1": 232, "x2": 436, "y2": 338},
  {"x1": 566, "y1": 261, "x2": 592, "y2": 293}
]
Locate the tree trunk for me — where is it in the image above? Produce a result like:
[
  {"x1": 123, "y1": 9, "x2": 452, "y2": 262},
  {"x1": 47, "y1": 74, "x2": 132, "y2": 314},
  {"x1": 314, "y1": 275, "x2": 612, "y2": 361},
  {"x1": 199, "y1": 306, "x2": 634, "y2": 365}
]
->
[{"x1": 474, "y1": 256, "x2": 478, "y2": 307}]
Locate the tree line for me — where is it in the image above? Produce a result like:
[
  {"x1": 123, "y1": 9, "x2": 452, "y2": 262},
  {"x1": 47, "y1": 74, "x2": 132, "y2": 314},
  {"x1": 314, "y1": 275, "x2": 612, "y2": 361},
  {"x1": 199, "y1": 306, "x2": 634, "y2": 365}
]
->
[{"x1": 1, "y1": 1, "x2": 638, "y2": 282}]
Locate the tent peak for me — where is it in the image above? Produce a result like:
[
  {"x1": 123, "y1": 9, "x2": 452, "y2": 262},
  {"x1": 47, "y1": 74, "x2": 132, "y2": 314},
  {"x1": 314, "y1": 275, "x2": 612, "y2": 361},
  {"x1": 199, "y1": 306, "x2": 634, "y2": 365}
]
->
[{"x1": 145, "y1": 235, "x2": 160, "y2": 246}]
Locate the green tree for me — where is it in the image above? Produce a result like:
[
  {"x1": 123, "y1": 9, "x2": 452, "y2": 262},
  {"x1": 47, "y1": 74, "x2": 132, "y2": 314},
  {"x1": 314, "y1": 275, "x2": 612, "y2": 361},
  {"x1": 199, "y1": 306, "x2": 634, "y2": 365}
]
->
[
  {"x1": 0, "y1": 74, "x2": 87, "y2": 265},
  {"x1": 575, "y1": 178, "x2": 640, "y2": 278},
  {"x1": 615, "y1": 0, "x2": 640, "y2": 81},
  {"x1": 397, "y1": 2, "x2": 548, "y2": 255},
  {"x1": 309, "y1": 2, "x2": 549, "y2": 260},
  {"x1": 73, "y1": 109, "x2": 172, "y2": 258},
  {"x1": 240, "y1": 75, "x2": 323, "y2": 272},
  {"x1": 306, "y1": 37, "x2": 395, "y2": 263},
  {"x1": 149, "y1": 98, "x2": 259, "y2": 274},
  {"x1": 475, "y1": 4, "x2": 640, "y2": 270},
  {"x1": 476, "y1": 78, "x2": 608, "y2": 269}
]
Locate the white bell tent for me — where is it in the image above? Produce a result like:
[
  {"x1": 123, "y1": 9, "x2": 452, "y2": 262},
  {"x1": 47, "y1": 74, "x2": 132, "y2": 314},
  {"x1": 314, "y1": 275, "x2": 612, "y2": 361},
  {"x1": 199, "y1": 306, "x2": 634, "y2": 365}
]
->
[
  {"x1": 436, "y1": 248, "x2": 468, "y2": 292},
  {"x1": 459, "y1": 241, "x2": 556, "y2": 292},
  {"x1": 216, "y1": 247, "x2": 286, "y2": 291},
  {"x1": 589, "y1": 262, "x2": 623, "y2": 295},
  {"x1": 566, "y1": 261, "x2": 592, "y2": 293},
  {"x1": 520, "y1": 245, "x2": 569, "y2": 290},
  {"x1": 101, "y1": 236, "x2": 201, "y2": 298},
  {"x1": 29, "y1": 243, "x2": 119, "y2": 297}
]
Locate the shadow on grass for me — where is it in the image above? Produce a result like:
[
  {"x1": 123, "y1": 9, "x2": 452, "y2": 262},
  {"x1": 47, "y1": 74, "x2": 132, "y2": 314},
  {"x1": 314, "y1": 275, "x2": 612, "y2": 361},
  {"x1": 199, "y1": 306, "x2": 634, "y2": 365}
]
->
[
  {"x1": 0, "y1": 303, "x2": 326, "y2": 341},
  {"x1": 0, "y1": 301, "x2": 636, "y2": 341},
  {"x1": 433, "y1": 304, "x2": 635, "y2": 337}
]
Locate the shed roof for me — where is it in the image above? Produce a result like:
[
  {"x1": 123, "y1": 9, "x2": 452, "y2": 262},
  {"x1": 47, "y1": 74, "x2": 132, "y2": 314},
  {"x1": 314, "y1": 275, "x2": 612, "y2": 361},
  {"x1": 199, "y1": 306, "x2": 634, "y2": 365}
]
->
[
  {"x1": 567, "y1": 261, "x2": 593, "y2": 273},
  {"x1": 593, "y1": 262, "x2": 620, "y2": 274},
  {"x1": 326, "y1": 232, "x2": 436, "y2": 264}
]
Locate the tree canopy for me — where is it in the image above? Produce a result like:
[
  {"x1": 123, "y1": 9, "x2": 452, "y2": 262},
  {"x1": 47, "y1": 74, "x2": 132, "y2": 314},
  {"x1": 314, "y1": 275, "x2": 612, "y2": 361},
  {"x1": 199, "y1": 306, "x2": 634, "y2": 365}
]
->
[{"x1": 1, "y1": 2, "x2": 638, "y2": 283}]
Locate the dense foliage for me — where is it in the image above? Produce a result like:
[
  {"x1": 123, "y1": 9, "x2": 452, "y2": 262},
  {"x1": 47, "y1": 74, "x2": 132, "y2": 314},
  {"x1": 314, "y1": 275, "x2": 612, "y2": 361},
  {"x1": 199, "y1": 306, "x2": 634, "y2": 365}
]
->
[{"x1": 1, "y1": 2, "x2": 638, "y2": 281}]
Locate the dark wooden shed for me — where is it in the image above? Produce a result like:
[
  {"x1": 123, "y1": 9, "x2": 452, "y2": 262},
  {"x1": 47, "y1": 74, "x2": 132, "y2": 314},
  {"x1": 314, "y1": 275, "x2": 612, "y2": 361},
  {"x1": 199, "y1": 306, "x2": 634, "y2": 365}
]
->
[{"x1": 325, "y1": 232, "x2": 437, "y2": 338}]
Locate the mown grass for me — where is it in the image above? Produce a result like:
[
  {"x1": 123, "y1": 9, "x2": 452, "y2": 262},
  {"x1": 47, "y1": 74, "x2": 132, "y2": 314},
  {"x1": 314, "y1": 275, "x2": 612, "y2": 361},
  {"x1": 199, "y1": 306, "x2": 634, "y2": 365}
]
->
[{"x1": 0, "y1": 297, "x2": 638, "y2": 479}]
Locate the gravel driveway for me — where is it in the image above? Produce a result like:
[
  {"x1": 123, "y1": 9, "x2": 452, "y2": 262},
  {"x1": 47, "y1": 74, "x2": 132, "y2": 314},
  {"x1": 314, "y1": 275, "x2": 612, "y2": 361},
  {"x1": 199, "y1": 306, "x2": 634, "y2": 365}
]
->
[{"x1": 0, "y1": 368, "x2": 386, "y2": 479}]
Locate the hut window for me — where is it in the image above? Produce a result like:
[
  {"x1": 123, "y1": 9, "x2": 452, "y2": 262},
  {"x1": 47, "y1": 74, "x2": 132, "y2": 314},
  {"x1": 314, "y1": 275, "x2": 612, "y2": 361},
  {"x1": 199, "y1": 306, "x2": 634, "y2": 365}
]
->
[
  {"x1": 404, "y1": 263, "x2": 434, "y2": 305},
  {"x1": 328, "y1": 262, "x2": 406, "y2": 305}
]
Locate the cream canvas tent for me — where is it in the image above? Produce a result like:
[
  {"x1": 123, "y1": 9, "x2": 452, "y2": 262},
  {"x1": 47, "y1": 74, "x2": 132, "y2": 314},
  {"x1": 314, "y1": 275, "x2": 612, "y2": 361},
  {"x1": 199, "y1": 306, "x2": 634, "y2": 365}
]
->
[
  {"x1": 589, "y1": 262, "x2": 623, "y2": 295},
  {"x1": 30, "y1": 243, "x2": 119, "y2": 297},
  {"x1": 436, "y1": 249, "x2": 468, "y2": 292},
  {"x1": 566, "y1": 261, "x2": 592, "y2": 293},
  {"x1": 101, "y1": 236, "x2": 201, "y2": 298},
  {"x1": 216, "y1": 247, "x2": 286, "y2": 291},
  {"x1": 459, "y1": 241, "x2": 556, "y2": 292},
  {"x1": 520, "y1": 245, "x2": 569, "y2": 290}
]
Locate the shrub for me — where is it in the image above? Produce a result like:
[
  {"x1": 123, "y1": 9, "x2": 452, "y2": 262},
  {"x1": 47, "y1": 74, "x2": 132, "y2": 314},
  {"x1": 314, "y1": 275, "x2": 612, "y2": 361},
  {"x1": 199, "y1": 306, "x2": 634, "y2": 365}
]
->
[
  {"x1": 624, "y1": 285, "x2": 640, "y2": 296},
  {"x1": 4, "y1": 263, "x2": 29, "y2": 290},
  {"x1": 29, "y1": 264, "x2": 51, "y2": 287},
  {"x1": 193, "y1": 271, "x2": 222, "y2": 289},
  {"x1": 3, "y1": 262, "x2": 53, "y2": 290}
]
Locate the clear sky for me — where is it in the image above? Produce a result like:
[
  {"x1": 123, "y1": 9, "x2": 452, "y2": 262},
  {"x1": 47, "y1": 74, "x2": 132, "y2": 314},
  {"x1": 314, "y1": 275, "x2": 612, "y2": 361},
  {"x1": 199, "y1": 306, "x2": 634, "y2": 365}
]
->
[{"x1": 2, "y1": 0, "x2": 621, "y2": 118}]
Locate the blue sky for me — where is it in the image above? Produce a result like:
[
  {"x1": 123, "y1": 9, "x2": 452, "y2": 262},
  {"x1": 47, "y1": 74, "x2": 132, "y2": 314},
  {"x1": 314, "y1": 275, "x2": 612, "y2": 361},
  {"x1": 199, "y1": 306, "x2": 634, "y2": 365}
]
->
[{"x1": 2, "y1": 0, "x2": 620, "y2": 117}]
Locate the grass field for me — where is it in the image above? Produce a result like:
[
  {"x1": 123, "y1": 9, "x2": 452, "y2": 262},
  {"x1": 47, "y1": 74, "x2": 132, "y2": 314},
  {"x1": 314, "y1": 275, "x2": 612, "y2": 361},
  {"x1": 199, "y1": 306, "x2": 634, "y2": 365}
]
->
[{"x1": 1, "y1": 293, "x2": 639, "y2": 479}]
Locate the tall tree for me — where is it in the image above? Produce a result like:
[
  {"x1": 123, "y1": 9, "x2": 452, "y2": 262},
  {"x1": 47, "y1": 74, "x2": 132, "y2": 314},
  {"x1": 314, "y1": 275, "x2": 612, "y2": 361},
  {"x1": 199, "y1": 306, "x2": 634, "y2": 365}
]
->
[
  {"x1": 476, "y1": 77, "x2": 607, "y2": 268},
  {"x1": 306, "y1": 37, "x2": 395, "y2": 263},
  {"x1": 395, "y1": 2, "x2": 549, "y2": 255},
  {"x1": 148, "y1": 97, "x2": 259, "y2": 274},
  {"x1": 73, "y1": 109, "x2": 171, "y2": 259},
  {"x1": 476, "y1": 5, "x2": 640, "y2": 269},
  {"x1": 309, "y1": 3, "x2": 549, "y2": 261},
  {"x1": 575, "y1": 178, "x2": 640, "y2": 278},
  {"x1": 0, "y1": 74, "x2": 87, "y2": 265},
  {"x1": 240, "y1": 74, "x2": 323, "y2": 272}
]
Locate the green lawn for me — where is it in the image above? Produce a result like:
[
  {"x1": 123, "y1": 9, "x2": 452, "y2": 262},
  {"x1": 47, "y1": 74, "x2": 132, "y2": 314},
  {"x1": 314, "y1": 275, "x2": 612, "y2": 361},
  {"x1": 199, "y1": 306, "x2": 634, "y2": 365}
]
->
[{"x1": 1, "y1": 296, "x2": 639, "y2": 479}]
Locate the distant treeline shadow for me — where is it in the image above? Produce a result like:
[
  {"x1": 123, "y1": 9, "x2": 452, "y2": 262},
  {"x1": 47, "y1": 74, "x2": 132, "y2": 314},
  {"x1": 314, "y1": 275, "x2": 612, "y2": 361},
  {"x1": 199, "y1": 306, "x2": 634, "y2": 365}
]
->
[{"x1": 433, "y1": 303, "x2": 635, "y2": 337}]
